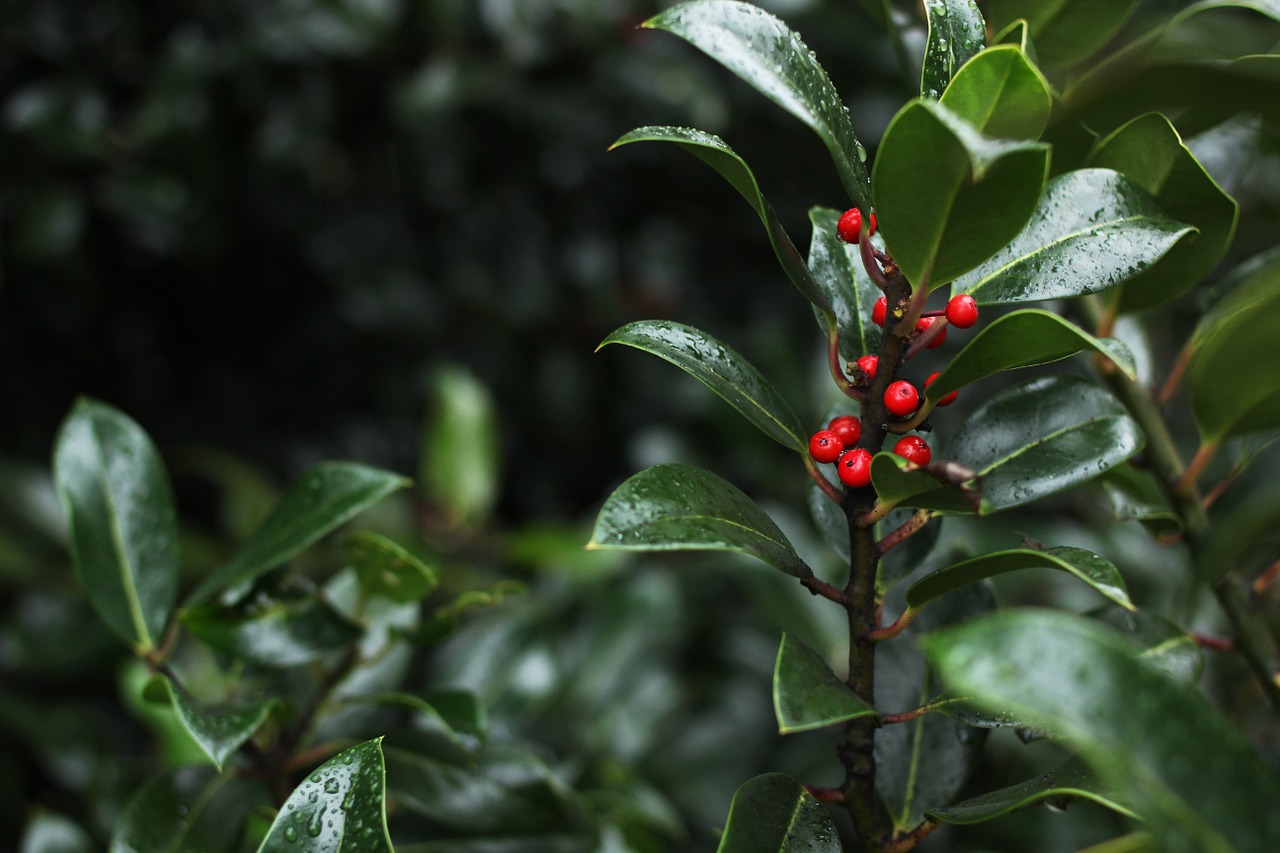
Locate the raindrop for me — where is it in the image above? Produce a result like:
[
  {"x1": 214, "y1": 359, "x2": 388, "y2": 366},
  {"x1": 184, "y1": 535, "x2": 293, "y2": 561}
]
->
[
  {"x1": 324, "y1": 777, "x2": 341, "y2": 794},
  {"x1": 284, "y1": 826, "x2": 299, "y2": 843}
]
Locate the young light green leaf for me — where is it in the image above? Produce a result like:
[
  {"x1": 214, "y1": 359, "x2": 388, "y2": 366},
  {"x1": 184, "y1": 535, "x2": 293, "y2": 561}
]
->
[
  {"x1": 951, "y1": 169, "x2": 1195, "y2": 305},
  {"x1": 145, "y1": 674, "x2": 276, "y2": 770},
  {"x1": 180, "y1": 598, "x2": 363, "y2": 668},
  {"x1": 1089, "y1": 113, "x2": 1238, "y2": 312},
  {"x1": 110, "y1": 766, "x2": 263, "y2": 853},
  {"x1": 808, "y1": 205, "x2": 882, "y2": 359},
  {"x1": 187, "y1": 462, "x2": 411, "y2": 605},
  {"x1": 924, "y1": 610, "x2": 1280, "y2": 852},
  {"x1": 715, "y1": 773, "x2": 841, "y2": 853},
  {"x1": 422, "y1": 365, "x2": 499, "y2": 528},
  {"x1": 53, "y1": 397, "x2": 179, "y2": 652},
  {"x1": 598, "y1": 320, "x2": 806, "y2": 452},
  {"x1": 258, "y1": 739, "x2": 392, "y2": 852},
  {"x1": 986, "y1": 0, "x2": 1140, "y2": 69},
  {"x1": 345, "y1": 530, "x2": 438, "y2": 603},
  {"x1": 939, "y1": 45, "x2": 1052, "y2": 139},
  {"x1": 612, "y1": 127, "x2": 833, "y2": 316},
  {"x1": 589, "y1": 464, "x2": 812, "y2": 578},
  {"x1": 644, "y1": 1, "x2": 871, "y2": 209},
  {"x1": 869, "y1": 453, "x2": 977, "y2": 514},
  {"x1": 773, "y1": 633, "x2": 878, "y2": 734},
  {"x1": 949, "y1": 375, "x2": 1144, "y2": 514},
  {"x1": 921, "y1": 0, "x2": 986, "y2": 100},
  {"x1": 928, "y1": 756, "x2": 1135, "y2": 824},
  {"x1": 873, "y1": 98, "x2": 1049, "y2": 289}
]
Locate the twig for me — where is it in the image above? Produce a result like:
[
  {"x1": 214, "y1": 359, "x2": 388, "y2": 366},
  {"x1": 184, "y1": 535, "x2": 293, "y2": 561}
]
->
[
  {"x1": 877, "y1": 509, "x2": 934, "y2": 554},
  {"x1": 1192, "y1": 633, "x2": 1237, "y2": 653},
  {"x1": 802, "y1": 575, "x2": 850, "y2": 606},
  {"x1": 879, "y1": 818, "x2": 941, "y2": 853},
  {"x1": 805, "y1": 784, "x2": 846, "y2": 804}
]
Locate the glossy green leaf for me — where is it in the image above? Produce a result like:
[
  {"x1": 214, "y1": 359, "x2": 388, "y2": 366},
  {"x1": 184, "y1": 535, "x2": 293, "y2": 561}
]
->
[
  {"x1": 715, "y1": 773, "x2": 841, "y2": 853},
  {"x1": 986, "y1": 0, "x2": 1140, "y2": 69},
  {"x1": 873, "y1": 98, "x2": 1049, "y2": 288},
  {"x1": 145, "y1": 674, "x2": 276, "y2": 770},
  {"x1": 951, "y1": 169, "x2": 1195, "y2": 305},
  {"x1": 928, "y1": 756, "x2": 1135, "y2": 824},
  {"x1": 422, "y1": 365, "x2": 499, "y2": 528},
  {"x1": 644, "y1": 1, "x2": 871, "y2": 209},
  {"x1": 346, "y1": 692, "x2": 478, "y2": 764},
  {"x1": 949, "y1": 375, "x2": 1144, "y2": 514},
  {"x1": 180, "y1": 598, "x2": 362, "y2": 668},
  {"x1": 345, "y1": 531, "x2": 438, "y2": 603},
  {"x1": 53, "y1": 397, "x2": 178, "y2": 652},
  {"x1": 1092, "y1": 605, "x2": 1203, "y2": 686},
  {"x1": 258, "y1": 738, "x2": 392, "y2": 852},
  {"x1": 993, "y1": 18, "x2": 1033, "y2": 54},
  {"x1": 773, "y1": 634, "x2": 877, "y2": 734},
  {"x1": 1089, "y1": 113, "x2": 1238, "y2": 312},
  {"x1": 924, "y1": 309, "x2": 1137, "y2": 407},
  {"x1": 869, "y1": 453, "x2": 977, "y2": 513},
  {"x1": 921, "y1": 0, "x2": 986, "y2": 100},
  {"x1": 110, "y1": 766, "x2": 263, "y2": 853},
  {"x1": 1099, "y1": 464, "x2": 1182, "y2": 536},
  {"x1": 588, "y1": 464, "x2": 812, "y2": 578},
  {"x1": 939, "y1": 45, "x2": 1051, "y2": 140},
  {"x1": 925, "y1": 610, "x2": 1280, "y2": 852},
  {"x1": 808, "y1": 206, "x2": 881, "y2": 359},
  {"x1": 598, "y1": 321, "x2": 806, "y2": 452},
  {"x1": 188, "y1": 462, "x2": 411, "y2": 605},
  {"x1": 613, "y1": 127, "x2": 833, "y2": 316},
  {"x1": 1186, "y1": 253, "x2": 1280, "y2": 443}
]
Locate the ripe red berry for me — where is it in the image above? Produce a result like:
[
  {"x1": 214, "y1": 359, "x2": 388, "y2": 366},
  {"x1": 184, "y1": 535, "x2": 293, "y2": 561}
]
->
[
  {"x1": 926, "y1": 371, "x2": 958, "y2": 406},
  {"x1": 872, "y1": 296, "x2": 887, "y2": 327},
  {"x1": 836, "y1": 448, "x2": 873, "y2": 488},
  {"x1": 893, "y1": 435, "x2": 932, "y2": 465},
  {"x1": 836, "y1": 208, "x2": 877, "y2": 243},
  {"x1": 808, "y1": 429, "x2": 844, "y2": 464},
  {"x1": 915, "y1": 316, "x2": 946, "y2": 349},
  {"x1": 828, "y1": 415, "x2": 861, "y2": 447},
  {"x1": 855, "y1": 354, "x2": 878, "y2": 380},
  {"x1": 946, "y1": 294, "x2": 979, "y2": 329},
  {"x1": 884, "y1": 380, "x2": 919, "y2": 417}
]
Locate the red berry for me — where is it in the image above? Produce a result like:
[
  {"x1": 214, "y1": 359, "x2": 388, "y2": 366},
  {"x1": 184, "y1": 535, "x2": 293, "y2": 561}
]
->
[
  {"x1": 915, "y1": 316, "x2": 946, "y2": 349},
  {"x1": 828, "y1": 415, "x2": 861, "y2": 447},
  {"x1": 836, "y1": 448, "x2": 873, "y2": 488},
  {"x1": 926, "y1": 372, "x2": 958, "y2": 406},
  {"x1": 855, "y1": 354, "x2": 878, "y2": 380},
  {"x1": 836, "y1": 208, "x2": 877, "y2": 243},
  {"x1": 884, "y1": 380, "x2": 919, "y2": 417},
  {"x1": 946, "y1": 294, "x2": 979, "y2": 329},
  {"x1": 808, "y1": 429, "x2": 844, "y2": 464},
  {"x1": 872, "y1": 296, "x2": 887, "y2": 327},
  {"x1": 893, "y1": 435, "x2": 932, "y2": 465}
]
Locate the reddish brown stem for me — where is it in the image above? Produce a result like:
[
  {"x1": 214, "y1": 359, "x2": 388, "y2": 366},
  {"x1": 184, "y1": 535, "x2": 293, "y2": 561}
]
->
[
  {"x1": 1158, "y1": 339, "x2": 1195, "y2": 406},
  {"x1": 802, "y1": 575, "x2": 850, "y2": 606},
  {"x1": 1175, "y1": 439, "x2": 1220, "y2": 498},
  {"x1": 877, "y1": 509, "x2": 934, "y2": 554},
  {"x1": 880, "y1": 819, "x2": 941, "y2": 853},
  {"x1": 1254, "y1": 558, "x2": 1280, "y2": 595},
  {"x1": 868, "y1": 607, "x2": 918, "y2": 642},
  {"x1": 860, "y1": 228, "x2": 889, "y2": 291},
  {"x1": 807, "y1": 455, "x2": 844, "y2": 504},
  {"x1": 828, "y1": 321, "x2": 866, "y2": 401},
  {"x1": 1193, "y1": 633, "x2": 1238, "y2": 653},
  {"x1": 879, "y1": 705, "x2": 932, "y2": 725},
  {"x1": 805, "y1": 785, "x2": 847, "y2": 804}
]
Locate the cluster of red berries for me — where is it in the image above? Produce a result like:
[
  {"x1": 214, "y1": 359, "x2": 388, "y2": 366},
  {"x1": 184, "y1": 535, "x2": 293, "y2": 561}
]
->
[{"x1": 809, "y1": 415, "x2": 932, "y2": 489}]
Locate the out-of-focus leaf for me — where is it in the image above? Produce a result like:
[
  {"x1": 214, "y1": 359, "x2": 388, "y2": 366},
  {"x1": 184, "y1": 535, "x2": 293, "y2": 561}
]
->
[
  {"x1": 589, "y1": 464, "x2": 812, "y2": 578},
  {"x1": 53, "y1": 397, "x2": 179, "y2": 652},
  {"x1": 928, "y1": 757, "x2": 1135, "y2": 824},
  {"x1": 1199, "y1": 483, "x2": 1280, "y2": 582},
  {"x1": 1092, "y1": 605, "x2": 1203, "y2": 686},
  {"x1": 940, "y1": 45, "x2": 1052, "y2": 139},
  {"x1": 773, "y1": 634, "x2": 877, "y2": 734},
  {"x1": 715, "y1": 773, "x2": 841, "y2": 852},
  {"x1": 345, "y1": 531, "x2": 438, "y2": 603},
  {"x1": 181, "y1": 597, "x2": 363, "y2": 668},
  {"x1": 598, "y1": 320, "x2": 806, "y2": 452},
  {"x1": 1099, "y1": 465, "x2": 1182, "y2": 536},
  {"x1": 921, "y1": 0, "x2": 986, "y2": 100},
  {"x1": 110, "y1": 766, "x2": 263, "y2": 853},
  {"x1": 808, "y1": 205, "x2": 882, "y2": 359},
  {"x1": 986, "y1": 0, "x2": 1140, "y2": 69},
  {"x1": 19, "y1": 810, "x2": 94, "y2": 853},
  {"x1": 422, "y1": 365, "x2": 499, "y2": 528},
  {"x1": 144, "y1": 674, "x2": 276, "y2": 770}
]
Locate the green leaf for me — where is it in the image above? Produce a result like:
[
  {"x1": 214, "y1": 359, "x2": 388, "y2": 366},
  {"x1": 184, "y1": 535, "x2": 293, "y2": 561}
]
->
[
  {"x1": 187, "y1": 462, "x2": 411, "y2": 605},
  {"x1": 873, "y1": 98, "x2": 1049, "y2": 288},
  {"x1": 924, "y1": 610, "x2": 1280, "y2": 852},
  {"x1": 145, "y1": 674, "x2": 276, "y2": 770},
  {"x1": 110, "y1": 766, "x2": 264, "y2": 853},
  {"x1": 588, "y1": 464, "x2": 812, "y2": 578},
  {"x1": 1199, "y1": 482, "x2": 1280, "y2": 583},
  {"x1": 921, "y1": 0, "x2": 986, "y2": 100},
  {"x1": 808, "y1": 206, "x2": 881, "y2": 359},
  {"x1": 598, "y1": 321, "x2": 806, "y2": 452},
  {"x1": 52, "y1": 397, "x2": 179, "y2": 652},
  {"x1": 928, "y1": 756, "x2": 1135, "y2": 824},
  {"x1": 258, "y1": 739, "x2": 392, "y2": 852},
  {"x1": 644, "y1": 1, "x2": 871, "y2": 210},
  {"x1": 345, "y1": 531, "x2": 438, "y2": 603},
  {"x1": 924, "y1": 309, "x2": 1137, "y2": 408},
  {"x1": 715, "y1": 773, "x2": 841, "y2": 853},
  {"x1": 422, "y1": 365, "x2": 499, "y2": 528},
  {"x1": 773, "y1": 634, "x2": 878, "y2": 734},
  {"x1": 951, "y1": 169, "x2": 1195, "y2": 305},
  {"x1": 1088, "y1": 113, "x2": 1239, "y2": 312},
  {"x1": 869, "y1": 453, "x2": 977, "y2": 513},
  {"x1": 1186, "y1": 253, "x2": 1280, "y2": 443},
  {"x1": 20, "y1": 810, "x2": 94, "y2": 853},
  {"x1": 612, "y1": 127, "x2": 833, "y2": 316},
  {"x1": 949, "y1": 375, "x2": 1144, "y2": 514},
  {"x1": 345, "y1": 692, "x2": 478, "y2": 764},
  {"x1": 1099, "y1": 464, "x2": 1182, "y2": 536},
  {"x1": 877, "y1": 509, "x2": 944, "y2": 593},
  {"x1": 1092, "y1": 605, "x2": 1203, "y2": 686},
  {"x1": 939, "y1": 45, "x2": 1052, "y2": 139},
  {"x1": 986, "y1": 0, "x2": 1140, "y2": 69},
  {"x1": 180, "y1": 598, "x2": 362, "y2": 668}
]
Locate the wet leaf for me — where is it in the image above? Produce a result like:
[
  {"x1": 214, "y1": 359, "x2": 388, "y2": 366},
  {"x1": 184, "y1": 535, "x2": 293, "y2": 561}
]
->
[
  {"x1": 345, "y1": 531, "x2": 438, "y2": 603},
  {"x1": 588, "y1": 464, "x2": 812, "y2": 578},
  {"x1": 422, "y1": 365, "x2": 499, "y2": 528},
  {"x1": 951, "y1": 169, "x2": 1194, "y2": 305},
  {"x1": 1099, "y1": 464, "x2": 1182, "y2": 536},
  {"x1": 924, "y1": 610, "x2": 1280, "y2": 852},
  {"x1": 145, "y1": 674, "x2": 277, "y2": 770},
  {"x1": 53, "y1": 397, "x2": 178, "y2": 652},
  {"x1": 986, "y1": 0, "x2": 1140, "y2": 69},
  {"x1": 940, "y1": 45, "x2": 1052, "y2": 140},
  {"x1": 773, "y1": 633, "x2": 877, "y2": 734},
  {"x1": 920, "y1": 0, "x2": 986, "y2": 100},
  {"x1": 110, "y1": 766, "x2": 263, "y2": 853},
  {"x1": 873, "y1": 98, "x2": 1049, "y2": 289},
  {"x1": 180, "y1": 598, "x2": 363, "y2": 668},
  {"x1": 599, "y1": 320, "x2": 806, "y2": 452},
  {"x1": 808, "y1": 205, "x2": 882, "y2": 359},
  {"x1": 715, "y1": 773, "x2": 841, "y2": 852},
  {"x1": 869, "y1": 453, "x2": 976, "y2": 513},
  {"x1": 644, "y1": 1, "x2": 871, "y2": 209},
  {"x1": 928, "y1": 756, "x2": 1135, "y2": 824}
]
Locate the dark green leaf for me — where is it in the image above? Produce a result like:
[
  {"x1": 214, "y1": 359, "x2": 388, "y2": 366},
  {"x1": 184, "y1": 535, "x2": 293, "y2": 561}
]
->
[
  {"x1": 1199, "y1": 483, "x2": 1280, "y2": 582},
  {"x1": 53, "y1": 397, "x2": 179, "y2": 652},
  {"x1": 644, "y1": 1, "x2": 871, "y2": 209},
  {"x1": 598, "y1": 321, "x2": 806, "y2": 452},
  {"x1": 949, "y1": 376, "x2": 1144, "y2": 514},
  {"x1": 873, "y1": 98, "x2": 1049, "y2": 288},
  {"x1": 345, "y1": 692, "x2": 476, "y2": 764},
  {"x1": 589, "y1": 464, "x2": 811, "y2": 578},
  {"x1": 951, "y1": 169, "x2": 1194, "y2": 305},
  {"x1": 422, "y1": 366, "x2": 499, "y2": 528},
  {"x1": 807, "y1": 482, "x2": 847, "y2": 563},
  {"x1": 110, "y1": 766, "x2": 263, "y2": 853},
  {"x1": 1099, "y1": 464, "x2": 1182, "y2": 536},
  {"x1": 773, "y1": 634, "x2": 877, "y2": 734},
  {"x1": 181, "y1": 598, "x2": 363, "y2": 668},
  {"x1": 869, "y1": 453, "x2": 977, "y2": 513},
  {"x1": 145, "y1": 674, "x2": 276, "y2": 770},
  {"x1": 808, "y1": 206, "x2": 882, "y2": 359},
  {"x1": 345, "y1": 531, "x2": 438, "y2": 603},
  {"x1": 986, "y1": 0, "x2": 1140, "y2": 69},
  {"x1": 715, "y1": 773, "x2": 841, "y2": 853},
  {"x1": 188, "y1": 462, "x2": 411, "y2": 605},
  {"x1": 921, "y1": 0, "x2": 986, "y2": 100},
  {"x1": 928, "y1": 757, "x2": 1135, "y2": 824},
  {"x1": 258, "y1": 739, "x2": 392, "y2": 852},
  {"x1": 939, "y1": 45, "x2": 1052, "y2": 139},
  {"x1": 1092, "y1": 605, "x2": 1203, "y2": 686},
  {"x1": 924, "y1": 610, "x2": 1280, "y2": 852}
]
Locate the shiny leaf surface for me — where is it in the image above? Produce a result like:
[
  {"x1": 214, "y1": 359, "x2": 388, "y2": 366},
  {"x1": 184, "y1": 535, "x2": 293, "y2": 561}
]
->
[
  {"x1": 808, "y1": 205, "x2": 881, "y2": 359},
  {"x1": 928, "y1": 757, "x2": 1134, "y2": 824},
  {"x1": 773, "y1": 633, "x2": 877, "y2": 734},
  {"x1": 715, "y1": 773, "x2": 841, "y2": 853},
  {"x1": 110, "y1": 766, "x2": 263, "y2": 853},
  {"x1": 940, "y1": 45, "x2": 1052, "y2": 139},
  {"x1": 986, "y1": 0, "x2": 1140, "y2": 69},
  {"x1": 145, "y1": 674, "x2": 276, "y2": 770},
  {"x1": 345, "y1": 531, "x2": 438, "y2": 603},
  {"x1": 1100, "y1": 464, "x2": 1182, "y2": 536},
  {"x1": 920, "y1": 0, "x2": 986, "y2": 100},
  {"x1": 905, "y1": 547, "x2": 1134, "y2": 612},
  {"x1": 180, "y1": 598, "x2": 362, "y2": 668},
  {"x1": 869, "y1": 453, "x2": 976, "y2": 513}
]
